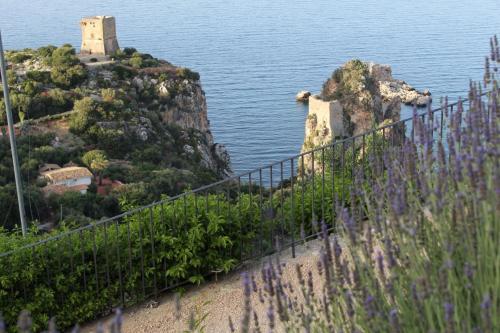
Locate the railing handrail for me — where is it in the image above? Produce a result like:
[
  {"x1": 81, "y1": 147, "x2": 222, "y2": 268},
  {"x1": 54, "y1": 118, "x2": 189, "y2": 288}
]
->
[{"x1": 0, "y1": 92, "x2": 488, "y2": 258}]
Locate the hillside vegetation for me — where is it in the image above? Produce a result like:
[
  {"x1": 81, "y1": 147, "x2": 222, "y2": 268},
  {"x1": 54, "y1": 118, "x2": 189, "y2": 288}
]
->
[{"x1": 0, "y1": 45, "x2": 230, "y2": 230}]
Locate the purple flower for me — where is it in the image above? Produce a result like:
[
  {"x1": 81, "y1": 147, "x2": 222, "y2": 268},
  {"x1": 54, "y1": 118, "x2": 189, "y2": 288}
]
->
[
  {"x1": 243, "y1": 272, "x2": 251, "y2": 298},
  {"x1": 267, "y1": 303, "x2": 275, "y2": 331},
  {"x1": 389, "y1": 308, "x2": 401, "y2": 333},
  {"x1": 376, "y1": 251, "x2": 385, "y2": 281},
  {"x1": 341, "y1": 208, "x2": 356, "y2": 244},
  {"x1": 321, "y1": 222, "x2": 333, "y2": 264},
  {"x1": 0, "y1": 313, "x2": 5, "y2": 333},
  {"x1": 480, "y1": 294, "x2": 491, "y2": 310},
  {"x1": 17, "y1": 310, "x2": 32, "y2": 333},
  {"x1": 241, "y1": 272, "x2": 252, "y2": 333},
  {"x1": 345, "y1": 291, "x2": 355, "y2": 318},
  {"x1": 110, "y1": 308, "x2": 123, "y2": 333},
  {"x1": 95, "y1": 322, "x2": 104, "y2": 333},
  {"x1": 363, "y1": 294, "x2": 376, "y2": 319},
  {"x1": 251, "y1": 274, "x2": 258, "y2": 293},
  {"x1": 481, "y1": 294, "x2": 492, "y2": 332},
  {"x1": 317, "y1": 255, "x2": 324, "y2": 276},
  {"x1": 444, "y1": 302, "x2": 454, "y2": 331}
]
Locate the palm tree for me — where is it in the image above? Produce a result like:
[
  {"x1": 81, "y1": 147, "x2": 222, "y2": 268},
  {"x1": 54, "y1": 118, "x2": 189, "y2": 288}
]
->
[{"x1": 82, "y1": 150, "x2": 109, "y2": 186}]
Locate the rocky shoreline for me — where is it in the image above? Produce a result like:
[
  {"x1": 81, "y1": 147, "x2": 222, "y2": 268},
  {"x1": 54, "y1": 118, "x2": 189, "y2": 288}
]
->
[
  {"x1": 300, "y1": 60, "x2": 429, "y2": 170},
  {"x1": 297, "y1": 62, "x2": 431, "y2": 107}
]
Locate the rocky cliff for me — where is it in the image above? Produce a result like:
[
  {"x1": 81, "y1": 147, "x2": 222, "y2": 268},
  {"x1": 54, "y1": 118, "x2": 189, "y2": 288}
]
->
[
  {"x1": 301, "y1": 60, "x2": 426, "y2": 170},
  {"x1": 2, "y1": 46, "x2": 231, "y2": 178},
  {"x1": 0, "y1": 45, "x2": 231, "y2": 226}
]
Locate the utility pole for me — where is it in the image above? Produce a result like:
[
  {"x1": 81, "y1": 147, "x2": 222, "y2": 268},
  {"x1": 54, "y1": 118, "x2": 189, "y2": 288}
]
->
[{"x1": 0, "y1": 31, "x2": 28, "y2": 236}]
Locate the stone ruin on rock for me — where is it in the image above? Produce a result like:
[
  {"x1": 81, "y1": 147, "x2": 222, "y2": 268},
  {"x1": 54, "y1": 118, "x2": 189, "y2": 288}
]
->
[
  {"x1": 301, "y1": 61, "x2": 425, "y2": 172},
  {"x1": 80, "y1": 16, "x2": 120, "y2": 56}
]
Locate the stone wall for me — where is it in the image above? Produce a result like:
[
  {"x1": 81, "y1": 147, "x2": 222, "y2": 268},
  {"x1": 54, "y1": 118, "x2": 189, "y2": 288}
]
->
[{"x1": 303, "y1": 95, "x2": 344, "y2": 150}]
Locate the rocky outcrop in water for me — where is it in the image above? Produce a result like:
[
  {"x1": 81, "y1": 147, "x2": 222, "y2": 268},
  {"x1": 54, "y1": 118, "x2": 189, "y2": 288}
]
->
[
  {"x1": 296, "y1": 90, "x2": 311, "y2": 103},
  {"x1": 301, "y1": 60, "x2": 422, "y2": 170},
  {"x1": 370, "y1": 63, "x2": 432, "y2": 107}
]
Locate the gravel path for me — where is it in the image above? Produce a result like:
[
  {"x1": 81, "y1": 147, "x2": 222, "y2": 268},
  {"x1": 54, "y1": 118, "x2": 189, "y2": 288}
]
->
[{"x1": 81, "y1": 239, "x2": 325, "y2": 333}]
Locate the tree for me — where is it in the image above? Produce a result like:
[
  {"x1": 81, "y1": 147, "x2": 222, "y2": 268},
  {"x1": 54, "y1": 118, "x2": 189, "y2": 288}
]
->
[
  {"x1": 69, "y1": 97, "x2": 98, "y2": 133},
  {"x1": 48, "y1": 45, "x2": 86, "y2": 88},
  {"x1": 101, "y1": 88, "x2": 116, "y2": 103},
  {"x1": 10, "y1": 93, "x2": 31, "y2": 122},
  {"x1": 50, "y1": 45, "x2": 78, "y2": 67},
  {"x1": 50, "y1": 64, "x2": 86, "y2": 89},
  {"x1": 82, "y1": 150, "x2": 109, "y2": 185},
  {"x1": 37, "y1": 45, "x2": 57, "y2": 59}
]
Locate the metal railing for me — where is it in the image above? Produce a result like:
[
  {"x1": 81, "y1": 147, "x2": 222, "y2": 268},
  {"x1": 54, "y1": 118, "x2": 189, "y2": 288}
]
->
[{"x1": 0, "y1": 93, "x2": 484, "y2": 327}]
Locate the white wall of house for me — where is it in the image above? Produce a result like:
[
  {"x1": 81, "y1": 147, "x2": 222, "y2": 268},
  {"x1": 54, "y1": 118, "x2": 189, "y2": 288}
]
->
[{"x1": 53, "y1": 177, "x2": 92, "y2": 188}]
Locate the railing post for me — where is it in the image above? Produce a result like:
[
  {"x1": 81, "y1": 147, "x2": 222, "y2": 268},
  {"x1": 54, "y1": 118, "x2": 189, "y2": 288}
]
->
[
  {"x1": 149, "y1": 207, "x2": 157, "y2": 299},
  {"x1": 115, "y1": 220, "x2": 125, "y2": 306}
]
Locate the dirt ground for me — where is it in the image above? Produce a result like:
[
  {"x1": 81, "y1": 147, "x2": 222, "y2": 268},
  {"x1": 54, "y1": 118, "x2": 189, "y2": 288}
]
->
[{"x1": 81, "y1": 239, "x2": 325, "y2": 333}]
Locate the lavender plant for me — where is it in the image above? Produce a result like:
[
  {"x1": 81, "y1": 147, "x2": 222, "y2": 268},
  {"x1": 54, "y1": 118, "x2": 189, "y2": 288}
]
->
[{"x1": 236, "y1": 37, "x2": 499, "y2": 332}]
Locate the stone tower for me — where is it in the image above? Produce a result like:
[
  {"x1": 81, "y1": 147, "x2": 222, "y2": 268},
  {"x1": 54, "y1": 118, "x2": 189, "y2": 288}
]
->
[{"x1": 80, "y1": 16, "x2": 120, "y2": 55}]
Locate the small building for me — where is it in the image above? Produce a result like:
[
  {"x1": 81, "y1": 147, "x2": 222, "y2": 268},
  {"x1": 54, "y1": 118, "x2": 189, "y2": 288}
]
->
[
  {"x1": 80, "y1": 16, "x2": 120, "y2": 55},
  {"x1": 42, "y1": 166, "x2": 93, "y2": 194},
  {"x1": 63, "y1": 161, "x2": 78, "y2": 168},
  {"x1": 39, "y1": 163, "x2": 61, "y2": 174},
  {"x1": 96, "y1": 177, "x2": 124, "y2": 196}
]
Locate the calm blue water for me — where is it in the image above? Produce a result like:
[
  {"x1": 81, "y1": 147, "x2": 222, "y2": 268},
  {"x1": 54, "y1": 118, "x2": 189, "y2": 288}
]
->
[{"x1": 1, "y1": 0, "x2": 499, "y2": 174}]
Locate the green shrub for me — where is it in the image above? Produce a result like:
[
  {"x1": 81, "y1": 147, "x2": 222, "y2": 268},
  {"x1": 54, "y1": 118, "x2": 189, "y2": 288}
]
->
[
  {"x1": 49, "y1": 45, "x2": 78, "y2": 67},
  {"x1": 111, "y1": 49, "x2": 127, "y2": 60},
  {"x1": 29, "y1": 88, "x2": 74, "y2": 118},
  {"x1": 26, "y1": 71, "x2": 51, "y2": 84},
  {"x1": 6, "y1": 69, "x2": 17, "y2": 86},
  {"x1": 21, "y1": 80, "x2": 40, "y2": 97},
  {"x1": 7, "y1": 52, "x2": 32, "y2": 64},
  {"x1": 122, "y1": 47, "x2": 137, "y2": 56},
  {"x1": 50, "y1": 64, "x2": 87, "y2": 89},
  {"x1": 0, "y1": 191, "x2": 261, "y2": 331},
  {"x1": 129, "y1": 53, "x2": 143, "y2": 69},
  {"x1": 112, "y1": 65, "x2": 135, "y2": 80},
  {"x1": 69, "y1": 97, "x2": 99, "y2": 134},
  {"x1": 36, "y1": 45, "x2": 57, "y2": 59},
  {"x1": 176, "y1": 67, "x2": 200, "y2": 81}
]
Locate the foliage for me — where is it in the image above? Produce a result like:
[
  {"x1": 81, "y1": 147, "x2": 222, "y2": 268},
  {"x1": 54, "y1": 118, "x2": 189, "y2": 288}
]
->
[
  {"x1": 129, "y1": 53, "x2": 143, "y2": 69},
  {"x1": 321, "y1": 59, "x2": 376, "y2": 103},
  {"x1": 6, "y1": 52, "x2": 32, "y2": 64},
  {"x1": 48, "y1": 45, "x2": 78, "y2": 67},
  {"x1": 0, "y1": 128, "x2": 380, "y2": 331},
  {"x1": 176, "y1": 68, "x2": 201, "y2": 81},
  {"x1": 36, "y1": 45, "x2": 57, "y2": 59},
  {"x1": 0, "y1": 190, "x2": 253, "y2": 331},
  {"x1": 1, "y1": 43, "x2": 224, "y2": 231},
  {"x1": 82, "y1": 150, "x2": 108, "y2": 173},
  {"x1": 122, "y1": 47, "x2": 138, "y2": 56},
  {"x1": 69, "y1": 97, "x2": 99, "y2": 134},
  {"x1": 82, "y1": 149, "x2": 109, "y2": 183},
  {"x1": 26, "y1": 71, "x2": 51, "y2": 84},
  {"x1": 50, "y1": 64, "x2": 86, "y2": 89}
]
